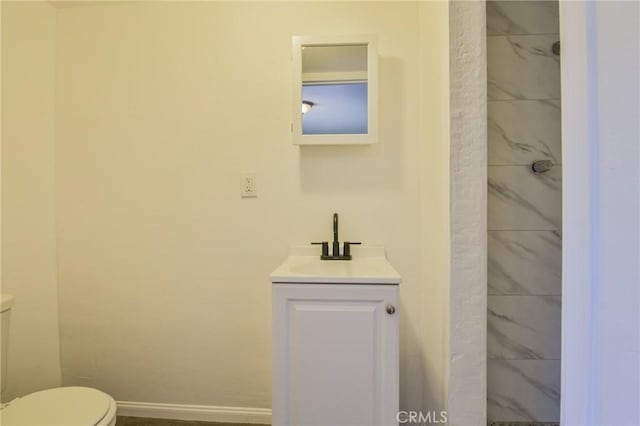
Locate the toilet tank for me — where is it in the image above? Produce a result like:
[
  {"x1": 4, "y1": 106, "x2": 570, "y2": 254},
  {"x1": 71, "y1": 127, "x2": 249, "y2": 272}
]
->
[{"x1": 1, "y1": 294, "x2": 15, "y2": 393}]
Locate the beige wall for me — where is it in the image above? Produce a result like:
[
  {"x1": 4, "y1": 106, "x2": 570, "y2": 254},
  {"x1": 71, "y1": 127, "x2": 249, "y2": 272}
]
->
[
  {"x1": 1, "y1": 0, "x2": 453, "y2": 413},
  {"x1": 1, "y1": 1, "x2": 62, "y2": 402},
  {"x1": 418, "y1": 1, "x2": 451, "y2": 413}
]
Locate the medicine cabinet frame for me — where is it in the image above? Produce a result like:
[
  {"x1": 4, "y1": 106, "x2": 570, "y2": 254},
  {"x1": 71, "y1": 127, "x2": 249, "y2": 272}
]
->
[{"x1": 292, "y1": 35, "x2": 378, "y2": 146}]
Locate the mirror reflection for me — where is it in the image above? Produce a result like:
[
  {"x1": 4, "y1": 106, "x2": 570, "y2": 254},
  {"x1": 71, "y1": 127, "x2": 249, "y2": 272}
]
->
[{"x1": 301, "y1": 44, "x2": 368, "y2": 135}]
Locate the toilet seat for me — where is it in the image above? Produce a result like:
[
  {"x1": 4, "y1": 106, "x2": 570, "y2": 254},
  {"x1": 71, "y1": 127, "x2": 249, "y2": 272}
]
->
[{"x1": 1, "y1": 386, "x2": 116, "y2": 426}]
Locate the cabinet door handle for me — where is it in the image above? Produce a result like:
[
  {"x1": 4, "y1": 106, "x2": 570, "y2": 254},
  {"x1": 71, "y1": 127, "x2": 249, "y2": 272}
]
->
[{"x1": 386, "y1": 304, "x2": 396, "y2": 315}]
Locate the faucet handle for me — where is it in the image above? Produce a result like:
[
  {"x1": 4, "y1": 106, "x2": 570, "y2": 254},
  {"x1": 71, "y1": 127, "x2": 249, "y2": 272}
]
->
[
  {"x1": 343, "y1": 241, "x2": 361, "y2": 257},
  {"x1": 311, "y1": 241, "x2": 329, "y2": 257}
]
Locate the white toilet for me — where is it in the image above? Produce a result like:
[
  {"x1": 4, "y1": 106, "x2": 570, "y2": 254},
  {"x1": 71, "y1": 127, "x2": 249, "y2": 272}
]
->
[{"x1": 1, "y1": 294, "x2": 117, "y2": 426}]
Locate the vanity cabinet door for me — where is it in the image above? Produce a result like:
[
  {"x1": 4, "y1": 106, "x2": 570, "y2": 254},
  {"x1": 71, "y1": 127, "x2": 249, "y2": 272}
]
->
[{"x1": 272, "y1": 283, "x2": 399, "y2": 426}]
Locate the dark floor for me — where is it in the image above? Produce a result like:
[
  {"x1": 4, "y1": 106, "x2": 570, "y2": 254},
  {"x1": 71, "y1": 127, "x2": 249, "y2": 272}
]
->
[{"x1": 116, "y1": 416, "x2": 269, "y2": 426}]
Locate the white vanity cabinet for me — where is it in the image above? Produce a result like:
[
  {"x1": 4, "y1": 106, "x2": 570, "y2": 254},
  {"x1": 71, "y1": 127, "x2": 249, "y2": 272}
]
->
[{"x1": 270, "y1": 247, "x2": 400, "y2": 426}]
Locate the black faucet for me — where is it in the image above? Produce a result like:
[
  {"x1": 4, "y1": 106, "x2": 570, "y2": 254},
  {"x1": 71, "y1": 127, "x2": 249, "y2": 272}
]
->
[
  {"x1": 332, "y1": 213, "x2": 340, "y2": 257},
  {"x1": 312, "y1": 213, "x2": 361, "y2": 260}
]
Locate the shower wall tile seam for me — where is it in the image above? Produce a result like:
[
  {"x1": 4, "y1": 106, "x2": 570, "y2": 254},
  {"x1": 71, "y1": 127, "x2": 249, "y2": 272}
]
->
[
  {"x1": 487, "y1": 294, "x2": 562, "y2": 297},
  {"x1": 487, "y1": 97, "x2": 561, "y2": 101},
  {"x1": 486, "y1": 164, "x2": 563, "y2": 167},
  {"x1": 488, "y1": 292, "x2": 562, "y2": 295},
  {"x1": 488, "y1": 99, "x2": 561, "y2": 102},
  {"x1": 487, "y1": 33, "x2": 560, "y2": 37},
  {"x1": 487, "y1": 353, "x2": 562, "y2": 361},
  {"x1": 487, "y1": 229, "x2": 562, "y2": 231},
  {"x1": 489, "y1": 358, "x2": 562, "y2": 361},
  {"x1": 488, "y1": 229, "x2": 561, "y2": 231},
  {"x1": 487, "y1": 33, "x2": 560, "y2": 38},
  {"x1": 488, "y1": 295, "x2": 562, "y2": 297}
]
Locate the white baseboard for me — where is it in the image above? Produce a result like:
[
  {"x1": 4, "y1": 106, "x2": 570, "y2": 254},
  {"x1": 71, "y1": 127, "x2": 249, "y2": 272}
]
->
[{"x1": 116, "y1": 400, "x2": 272, "y2": 424}]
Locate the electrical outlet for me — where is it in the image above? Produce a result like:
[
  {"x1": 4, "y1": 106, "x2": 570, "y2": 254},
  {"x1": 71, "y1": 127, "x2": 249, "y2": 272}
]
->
[{"x1": 241, "y1": 171, "x2": 257, "y2": 198}]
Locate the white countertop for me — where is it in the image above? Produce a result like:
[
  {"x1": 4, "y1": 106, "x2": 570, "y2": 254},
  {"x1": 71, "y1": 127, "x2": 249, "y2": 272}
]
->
[{"x1": 270, "y1": 246, "x2": 401, "y2": 285}]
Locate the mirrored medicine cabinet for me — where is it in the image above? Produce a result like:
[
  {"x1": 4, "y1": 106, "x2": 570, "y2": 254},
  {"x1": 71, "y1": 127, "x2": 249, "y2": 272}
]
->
[{"x1": 292, "y1": 35, "x2": 378, "y2": 145}]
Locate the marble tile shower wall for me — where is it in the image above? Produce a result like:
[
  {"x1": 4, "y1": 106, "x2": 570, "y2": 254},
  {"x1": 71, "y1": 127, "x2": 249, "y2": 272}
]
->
[{"x1": 486, "y1": 1, "x2": 561, "y2": 424}]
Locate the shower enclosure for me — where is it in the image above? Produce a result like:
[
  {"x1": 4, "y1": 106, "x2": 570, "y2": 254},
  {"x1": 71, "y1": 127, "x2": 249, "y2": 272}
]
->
[{"x1": 486, "y1": 1, "x2": 562, "y2": 424}]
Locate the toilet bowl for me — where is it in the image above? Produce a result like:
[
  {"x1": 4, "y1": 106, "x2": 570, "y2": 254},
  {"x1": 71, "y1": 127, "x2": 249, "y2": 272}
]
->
[
  {"x1": 1, "y1": 295, "x2": 117, "y2": 425},
  {"x1": 1, "y1": 386, "x2": 116, "y2": 426}
]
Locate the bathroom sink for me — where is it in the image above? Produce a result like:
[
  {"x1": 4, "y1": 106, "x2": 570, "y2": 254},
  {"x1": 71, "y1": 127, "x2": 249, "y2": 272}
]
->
[{"x1": 270, "y1": 246, "x2": 401, "y2": 284}]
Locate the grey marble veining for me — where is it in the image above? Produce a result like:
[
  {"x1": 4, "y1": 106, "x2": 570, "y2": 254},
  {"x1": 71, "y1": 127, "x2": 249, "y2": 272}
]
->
[
  {"x1": 489, "y1": 231, "x2": 561, "y2": 295},
  {"x1": 488, "y1": 295, "x2": 561, "y2": 360},
  {"x1": 488, "y1": 166, "x2": 562, "y2": 231},
  {"x1": 488, "y1": 35, "x2": 561, "y2": 100},
  {"x1": 488, "y1": 360, "x2": 561, "y2": 422},
  {"x1": 487, "y1": 2, "x2": 561, "y2": 423},
  {"x1": 487, "y1": 1, "x2": 559, "y2": 35},
  {"x1": 489, "y1": 100, "x2": 561, "y2": 166}
]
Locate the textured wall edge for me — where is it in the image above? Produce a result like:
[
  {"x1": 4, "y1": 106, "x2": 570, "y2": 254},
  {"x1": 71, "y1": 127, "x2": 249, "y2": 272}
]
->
[{"x1": 448, "y1": 1, "x2": 487, "y2": 425}]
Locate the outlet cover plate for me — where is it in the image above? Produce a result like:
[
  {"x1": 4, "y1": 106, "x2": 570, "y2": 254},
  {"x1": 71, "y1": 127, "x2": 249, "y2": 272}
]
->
[{"x1": 241, "y1": 171, "x2": 257, "y2": 198}]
